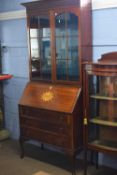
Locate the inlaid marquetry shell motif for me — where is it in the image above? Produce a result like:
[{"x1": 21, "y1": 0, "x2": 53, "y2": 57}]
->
[{"x1": 41, "y1": 91, "x2": 54, "y2": 102}]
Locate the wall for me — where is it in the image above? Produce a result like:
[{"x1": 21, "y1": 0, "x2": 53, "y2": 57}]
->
[
  {"x1": 93, "y1": 7, "x2": 117, "y2": 60},
  {"x1": 0, "y1": 18, "x2": 29, "y2": 138},
  {"x1": 0, "y1": 0, "x2": 117, "y2": 169},
  {"x1": 93, "y1": 6, "x2": 117, "y2": 169},
  {"x1": 0, "y1": 0, "x2": 30, "y2": 138},
  {"x1": 0, "y1": 0, "x2": 35, "y2": 12}
]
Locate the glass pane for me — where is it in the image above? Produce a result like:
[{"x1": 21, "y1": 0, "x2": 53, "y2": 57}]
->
[
  {"x1": 88, "y1": 75, "x2": 117, "y2": 150},
  {"x1": 68, "y1": 36, "x2": 79, "y2": 81},
  {"x1": 40, "y1": 39, "x2": 51, "y2": 80},
  {"x1": 30, "y1": 16, "x2": 39, "y2": 29},
  {"x1": 40, "y1": 17, "x2": 50, "y2": 37},
  {"x1": 66, "y1": 13, "x2": 78, "y2": 36},
  {"x1": 30, "y1": 38, "x2": 39, "y2": 59},
  {"x1": 55, "y1": 13, "x2": 66, "y2": 36},
  {"x1": 41, "y1": 59, "x2": 51, "y2": 79},
  {"x1": 30, "y1": 29, "x2": 38, "y2": 38},
  {"x1": 56, "y1": 59, "x2": 67, "y2": 80},
  {"x1": 68, "y1": 37, "x2": 78, "y2": 59},
  {"x1": 68, "y1": 58, "x2": 79, "y2": 80},
  {"x1": 56, "y1": 37, "x2": 67, "y2": 59},
  {"x1": 55, "y1": 12, "x2": 79, "y2": 82},
  {"x1": 30, "y1": 16, "x2": 51, "y2": 80},
  {"x1": 31, "y1": 59, "x2": 40, "y2": 78},
  {"x1": 56, "y1": 36, "x2": 67, "y2": 80}
]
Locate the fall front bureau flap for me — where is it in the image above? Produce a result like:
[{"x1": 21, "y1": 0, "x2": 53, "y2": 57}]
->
[{"x1": 19, "y1": 82, "x2": 81, "y2": 113}]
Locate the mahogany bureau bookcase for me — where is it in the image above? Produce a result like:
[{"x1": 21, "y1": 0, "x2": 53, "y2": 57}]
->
[{"x1": 18, "y1": 0, "x2": 92, "y2": 174}]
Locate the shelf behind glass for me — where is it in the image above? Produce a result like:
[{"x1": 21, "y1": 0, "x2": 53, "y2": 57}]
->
[
  {"x1": 90, "y1": 94, "x2": 117, "y2": 101},
  {"x1": 90, "y1": 117, "x2": 117, "y2": 127},
  {"x1": 89, "y1": 140, "x2": 117, "y2": 151}
]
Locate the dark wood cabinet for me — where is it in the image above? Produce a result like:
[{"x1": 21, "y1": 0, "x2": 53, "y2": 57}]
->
[
  {"x1": 19, "y1": 0, "x2": 92, "y2": 174},
  {"x1": 22, "y1": 0, "x2": 92, "y2": 84},
  {"x1": 19, "y1": 82, "x2": 82, "y2": 151},
  {"x1": 83, "y1": 52, "x2": 117, "y2": 175},
  {"x1": 19, "y1": 82, "x2": 83, "y2": 174}
]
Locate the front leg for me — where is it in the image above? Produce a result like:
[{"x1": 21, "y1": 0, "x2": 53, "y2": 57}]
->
[{"x1": 19, "y1": 137, "x2": 24, "y2": 158}]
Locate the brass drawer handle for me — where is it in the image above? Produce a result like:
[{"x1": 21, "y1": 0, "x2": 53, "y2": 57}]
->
[{"x1": 84, "y1": 118, "x2": 88, "y2": 125}]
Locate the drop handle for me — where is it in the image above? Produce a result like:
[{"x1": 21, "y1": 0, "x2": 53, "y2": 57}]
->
[{"x1": 84, "y1": 118, "x2": 88, "y2": 125}]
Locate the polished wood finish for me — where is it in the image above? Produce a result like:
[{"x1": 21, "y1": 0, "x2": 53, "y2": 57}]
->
[
  {"x1": 19, "y1": 82, "x2": 81, "y2": 113},
  {"x1": 22, "y1": 0, "x2": 92, "y2": 61},
  {"x1": 19, "y1": 82, "x2": 82, "y2": 149},
  {"x1": 98, "y1": 52, "x2": 117, "y2": 63},
  {"x1": 80, "y1": 0, "x2": 92, "y2": 61},
  {"x1": 83, "y1": 52, "x2": 117, "y2": 175},
  {"x1": 22, "y1": 0, "x2": 92, "y2": 83},
  {"x1": 19, "y1": 0, "x2": 92, "y2": 174},
  {"x1": 49, "y1": 7, "x2": 81, "y2": 85},
  {"x1": 22, "y1": 0, "x2": 80, "y2": 16},
  {"x1": 19, "y1": 82, "x2": 83, "y2": 174}
]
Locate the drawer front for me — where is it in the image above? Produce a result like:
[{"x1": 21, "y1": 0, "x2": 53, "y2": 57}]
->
[
  {"x1": 20, "y1": 117, "x2": 69, "y2": 135},
  {"x1": 20, "y1": 126, "x2": 72, "y2": 148},
  {"x1": 19, "y1": 106, "x2": 69, "y2": 125}
]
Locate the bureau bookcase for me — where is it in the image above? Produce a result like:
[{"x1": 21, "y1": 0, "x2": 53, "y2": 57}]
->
[{"x1": 19, "y1": 0, "x2": 92, "y2": 174}]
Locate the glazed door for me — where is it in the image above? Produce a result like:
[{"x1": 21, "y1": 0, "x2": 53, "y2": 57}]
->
[
  {"x1": 29, "y1": 15, "x2": 51, "y2": 81},
  {"x1": 29, "y1": 8, "x2": 81, "y2": 84},
  {"x1": 50, "y1": 8, "x2": 81, "y2": 84}
]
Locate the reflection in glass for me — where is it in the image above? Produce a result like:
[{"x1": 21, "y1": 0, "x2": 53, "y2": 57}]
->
[
  {"x1": 68, "y1": 37, "x2": 78, "y2": 59},
  {"x1": 68, "y1": 36, "x2": 79, "y2": 80},
  {"x1": 29, "y1": 12, "x2": 79, "y2": 82},
  {"x1": 56, "y1": 60, "x2": 67, "y2": 80},
  {"x1": 56, "y1": 37, "x2": 67, "y2": 59},
  {"x1": 67, "y1": 13, "x2": 78, "y2": 36},
  {"x1": 68, "y1": 59, "x2": 79, "y2": 80},
  {"x1": 30, "y1": 29, "x2": 38, "y2": 38},
  {"x1": 30, "y1": 38, "x2": 39, "y2": 58},
  {"x1": 30, "y1": 16, "x2": 39, "y2": 29},
  {"x1": 41, "y1": 59, "x2": 51, "y2": 79},
  {"x1": 40, "y1": 40, "x2": 51, "y2": 79},
  {"x1": 30, "y1": 16, "x2": 51, "y2": 80},
  {"x1": 55, "y1": 12, "x2": 79, "y2": 81},
  {"x1": 55, "y1": 13, "x2": 66, "y2": 36}
]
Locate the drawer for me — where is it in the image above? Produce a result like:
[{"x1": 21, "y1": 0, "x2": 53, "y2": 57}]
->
[
  {"x1": 19, "y1": 106, "x2": 71, "y2": 125},
  {"x1": 20, "y1": 117, "x2": 70, "y2": 135},
  {"x1": 20, "y1": 126, "x2": 72, "y2": 148}
]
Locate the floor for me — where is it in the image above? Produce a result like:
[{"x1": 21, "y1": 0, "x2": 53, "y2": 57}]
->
[{"x1": 0, "y1": 139, "x2": 116, "y2": 175}]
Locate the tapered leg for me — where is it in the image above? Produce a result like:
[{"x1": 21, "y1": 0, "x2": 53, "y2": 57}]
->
[
  {"x1": 40, "y1": 143, "x2": 44, "y2": 150},
  {"x1": 90, "y1": 151, "x2": 94, "y2": 165},
  {"x1": 96, "y1": 152, "x2": 98, "y2": 169},
  {"x1": 71, "y1": 155, "x2": 76, "y2": 175},
  {"x1": 19, "y1": 137, "x2": 24, "y2": 158},
  {"x1": 67, "y1": 154, "x2": 76, "y2": 175},
  {"x1": 90, "y1": 151, "x2": 99, "y2": 168},
  {"x1": 84, "y1": 148, "x2": 87, "y2": 175}
]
